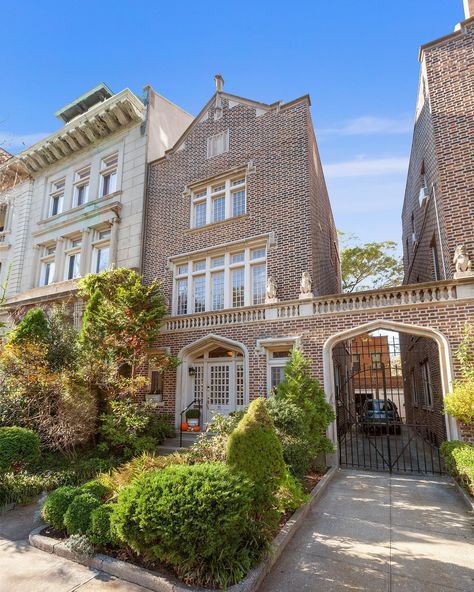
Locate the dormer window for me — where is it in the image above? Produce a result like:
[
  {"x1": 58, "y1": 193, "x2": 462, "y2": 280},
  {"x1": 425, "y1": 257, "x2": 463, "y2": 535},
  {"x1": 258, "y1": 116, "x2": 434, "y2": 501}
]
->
[
  {"x1": 207, "y1": 130, "x2": 229, "y2": 158},
  {"x1": 49, "y1": 179, "x2": 65, "y2": 217},
  {"x1": 191, "y1": 174, "x2": 246, "y2": 228},
  {"x1": 100, "y1": 154, "x2": 118, "y2": 197},
  {"x1": 74, "y1": 166, "x2": 91, "y2": 206}
]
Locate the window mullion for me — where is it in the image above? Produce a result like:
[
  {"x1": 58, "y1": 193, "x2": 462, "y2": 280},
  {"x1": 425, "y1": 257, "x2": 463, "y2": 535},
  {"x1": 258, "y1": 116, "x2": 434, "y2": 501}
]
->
[{"x1": 244, "y1": 248, "x2": 251, "y2": 306}]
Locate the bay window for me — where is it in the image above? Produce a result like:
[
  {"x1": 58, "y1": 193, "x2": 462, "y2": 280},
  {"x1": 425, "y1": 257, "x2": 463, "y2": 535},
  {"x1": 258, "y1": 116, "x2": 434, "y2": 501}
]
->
[
  {"x1": 191, "y1": 174, "x2": 246, "y2": 228},
  {"x1": 172, "y1": 243, "x2": 267, "y2": 315}
]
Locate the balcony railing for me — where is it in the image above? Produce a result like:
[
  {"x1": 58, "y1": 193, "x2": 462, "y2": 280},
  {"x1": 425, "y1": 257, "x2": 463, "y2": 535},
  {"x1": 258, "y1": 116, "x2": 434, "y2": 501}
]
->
[{"x1": 162, "y1": 279, "x2": 467, "y2": 332}]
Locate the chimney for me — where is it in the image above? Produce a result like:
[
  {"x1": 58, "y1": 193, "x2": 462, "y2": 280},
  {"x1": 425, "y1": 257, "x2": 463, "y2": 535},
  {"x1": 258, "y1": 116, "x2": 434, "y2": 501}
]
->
[
  {"x1": 214, "y1": 74, "x2": 224, "y2": 93},
  {"x1": 464, "y1": 0, "x2": 474, "y2": 18}
]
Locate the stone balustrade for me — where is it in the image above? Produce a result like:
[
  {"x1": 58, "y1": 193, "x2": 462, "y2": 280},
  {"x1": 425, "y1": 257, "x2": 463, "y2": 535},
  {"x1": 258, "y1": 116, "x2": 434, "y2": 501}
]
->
[{"x1": 162, "y1": 279, "x2": 474, "y2": 332}]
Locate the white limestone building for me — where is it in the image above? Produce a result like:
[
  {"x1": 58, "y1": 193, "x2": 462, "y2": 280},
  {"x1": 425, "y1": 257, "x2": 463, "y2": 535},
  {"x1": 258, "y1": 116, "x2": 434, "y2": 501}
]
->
[{"x1": 0, "y1": 83, "x2": 192, "y2": 317}]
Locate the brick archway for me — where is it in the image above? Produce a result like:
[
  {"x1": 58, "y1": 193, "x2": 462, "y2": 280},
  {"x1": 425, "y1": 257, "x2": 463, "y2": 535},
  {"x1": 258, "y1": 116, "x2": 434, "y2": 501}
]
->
[{"x1": 322, "y1": 320, "x2": 459, "y2": 454}]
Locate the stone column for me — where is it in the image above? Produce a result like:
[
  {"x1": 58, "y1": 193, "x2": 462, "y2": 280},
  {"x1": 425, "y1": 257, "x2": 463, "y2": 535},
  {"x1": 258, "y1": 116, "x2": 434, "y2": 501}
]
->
[
  {"x1": 53, "y1": 237, "x2": 66, "y2": 283},
  {"x1": 31, "y1": 245, "x2": 41, "y2": 288},
  {"x1": 80, "y1": 228, "x2": 92, "y2": 276},
  {"x1": 109, "y1": 217, "x2": 121, "y2": 268}
]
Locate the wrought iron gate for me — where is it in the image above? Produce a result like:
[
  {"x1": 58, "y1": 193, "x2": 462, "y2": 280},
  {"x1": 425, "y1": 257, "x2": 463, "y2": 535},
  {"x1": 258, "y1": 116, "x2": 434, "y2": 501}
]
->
[{"x1": 333, "y1": 333, "x2": 445, "y2": 475}]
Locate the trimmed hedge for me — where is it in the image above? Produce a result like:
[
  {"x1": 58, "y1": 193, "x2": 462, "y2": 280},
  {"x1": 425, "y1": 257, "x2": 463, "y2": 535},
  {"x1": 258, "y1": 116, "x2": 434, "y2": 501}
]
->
[
  {"x1": 64, "y1": 493, "x2": 101, "y2": 535},
  {"x1": 0, "y1": 427, "x2": 40, "y2": 473},
  {"x1": 111, "y1": 462, "x2": 268, "y2": 588},
  {"x1": 79, "y1": 479, "x2": 111, "y2": 501},
  {"x1": 440, "y1": 440, "x2": 474, "y2": 495},
  {"x1": 41, "y1": 485, "x2": 81, "y2": 530},
  {"x1": 88, "y1": 504, "x2": 115, "y2": 546}
]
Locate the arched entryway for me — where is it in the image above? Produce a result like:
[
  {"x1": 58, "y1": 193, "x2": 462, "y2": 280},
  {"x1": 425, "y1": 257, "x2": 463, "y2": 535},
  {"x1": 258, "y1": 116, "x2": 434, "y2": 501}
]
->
[
  {"x1": 176, "y1": 334, "x2": 248, "y2": 425},
  {"x1": 322, "y1": 320, "x2": 459, "y2": 474}
]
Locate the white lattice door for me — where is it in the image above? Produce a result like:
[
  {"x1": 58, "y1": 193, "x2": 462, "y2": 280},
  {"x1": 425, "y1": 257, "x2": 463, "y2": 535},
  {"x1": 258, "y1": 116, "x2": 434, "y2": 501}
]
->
[{"x1": 207, "y1": 362, "x2": 233, "y2": 420}]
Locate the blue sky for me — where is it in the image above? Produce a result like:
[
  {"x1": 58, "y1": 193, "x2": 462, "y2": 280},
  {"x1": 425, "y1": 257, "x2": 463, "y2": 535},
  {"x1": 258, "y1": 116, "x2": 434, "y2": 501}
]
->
[{"x1": 0, "y1": 1, "x2": 464, "y2": 249}]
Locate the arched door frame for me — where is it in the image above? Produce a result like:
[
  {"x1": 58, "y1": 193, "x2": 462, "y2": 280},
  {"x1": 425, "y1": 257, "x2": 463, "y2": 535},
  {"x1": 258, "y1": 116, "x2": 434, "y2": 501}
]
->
[
  {"x1": 322, "y1": 319, "x2": 459, "y2": 448},
  {"x1": 175, "y1": 333, "x2": 249, "y2": 426}
]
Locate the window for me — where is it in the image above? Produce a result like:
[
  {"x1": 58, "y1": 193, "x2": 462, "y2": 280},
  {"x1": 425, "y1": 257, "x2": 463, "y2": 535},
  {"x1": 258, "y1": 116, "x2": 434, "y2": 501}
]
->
[
  {"x1": 49, "y1": 179, "x2": 65, "y2": 217},
  {"x1": 267, "y1": 349, "x2": 291, "y2": 394},
  {"x1": 421, "y1": 360, "x2": 433, "y2": 407},
  {"x1": 431, "y1": 237, "x2": 440, "y2": 281},
  {"x1": 371, "y1": 353, "x2": 382, "y2": 370},
  {"x1": 207, "y1": 130, "x2": 229, "y2": 158},
  {"x1": 64, "y1": 238, "x2": 82, "y2": 280},
  {"x1": 190, "y1": 174, "x2": 246, "y2": 228},
  {"x1": 149, "y1": 370, "x2": 164, "y2": 395},
  {"x1": 91, "y1": 227, "x2": 111, "y2": 273},
  {"x1": 352, "y1": 353, "x2": 361, "y2": 372},
  {"x1": 100, "y1": 154, "x2": 118, "y2": 197},
  {"x1": 411, "y1": 212, "x2": 416, "y2": 246},
  {"x1": 411, "y1": 368, "x2": 418, "y2": 405},
  {"x1": 172, "y1": 243, "x2": 267, "y2": 314},
  {"x1": 39, "y1": 245, "x2": 56, "y2": 286},
  {"x1": 0, "y1": 205, "x2": 7, "y2": 232},
  {"x1": 74, "y1": 166, "x2": 90, "y2": 206}
]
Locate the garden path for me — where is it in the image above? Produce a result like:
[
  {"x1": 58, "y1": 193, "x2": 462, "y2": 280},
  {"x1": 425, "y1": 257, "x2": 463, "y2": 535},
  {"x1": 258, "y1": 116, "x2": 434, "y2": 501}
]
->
[
  {"x1": 259, "y1": 469, "x2": 474, "y2": 592},
  {"x1": 0, "y1": 500, "x2": 148, "y2": 592}
]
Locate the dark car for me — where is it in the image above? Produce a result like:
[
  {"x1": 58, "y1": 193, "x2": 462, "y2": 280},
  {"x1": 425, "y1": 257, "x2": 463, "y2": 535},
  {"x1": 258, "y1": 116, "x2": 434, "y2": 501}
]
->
[{"x1": 361, "y1": 399, "x2": 402, "y2": 435}]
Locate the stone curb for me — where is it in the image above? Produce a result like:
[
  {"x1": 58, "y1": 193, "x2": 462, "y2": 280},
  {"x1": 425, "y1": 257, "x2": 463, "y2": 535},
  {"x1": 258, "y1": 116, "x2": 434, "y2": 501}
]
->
[
  {"x1": 29, "y1": 465, "x2": 338, "y2": 592},
  {"x1": 448, "y1": 475, "x2": 474, "y2": 513}
]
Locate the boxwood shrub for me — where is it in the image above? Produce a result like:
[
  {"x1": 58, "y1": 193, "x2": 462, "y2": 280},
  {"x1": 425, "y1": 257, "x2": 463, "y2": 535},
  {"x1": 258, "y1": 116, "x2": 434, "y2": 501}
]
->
[
  {"x1": 0, "y1": 427, "x2": 40, "y2": 473},
  {"x1": 87, "y1": 504, "x2": 115, "y2": 546},
  {"x1": 79, "y1": 479, "x2": 111, "y2": 501},
  {"x1": 111, "y1": 462, "x2": 268, "y2": 588},
  {"x1": 63, "y1": 493, "x2": 101, "y2": 535},
  {"x1": 41, "y1": 485, "x2": 82, "y2": 530}
]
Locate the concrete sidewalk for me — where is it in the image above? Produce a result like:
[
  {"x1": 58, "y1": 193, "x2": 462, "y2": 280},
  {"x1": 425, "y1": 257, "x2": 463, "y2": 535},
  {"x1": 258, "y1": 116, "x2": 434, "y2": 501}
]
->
[
  {"x1": 0, "y1": 500, "x2": 148, "y2": 592},
  {"x1": 259, "y1": 470, "x2": 474, "y2": 592}
]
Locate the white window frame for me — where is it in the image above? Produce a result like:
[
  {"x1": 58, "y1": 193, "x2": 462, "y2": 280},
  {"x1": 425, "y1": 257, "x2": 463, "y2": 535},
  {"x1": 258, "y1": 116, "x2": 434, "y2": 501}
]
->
[
  {"x1": 190, "y1": 174, "x2": 246, "y2": 229},
  {"x1": 39, "y1": 244, "x2": 56, "y2": 286},
  {"x1": 172, "y1": 242, "x2": 266, "y2": 315},
  {"x1": 207, "y1": 130, "x2": 229, "y2": 159},
  {"x1": 91, "y1": 227, "x2": 111, "y2": 274},
  {"x1": 99, "y1": 153, "x2": 118, "y2": 198},
  {"x1": 421, "y1": 360, "x2": 433, "y2": 408},
  {"x1": 73, "y1": 165, "x2": 91, "y2": 207},
  {"x1": 49, "y1": 178, "x2": 65, "y2": 217},
  {"x1": 64, "y1": 237, "x2": 82, "y2": 280}
]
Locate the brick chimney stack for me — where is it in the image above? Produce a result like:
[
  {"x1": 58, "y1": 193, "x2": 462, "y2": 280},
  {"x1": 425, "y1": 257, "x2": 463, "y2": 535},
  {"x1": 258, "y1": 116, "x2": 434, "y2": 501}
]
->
[{"x1": 464, "y1": 0, "x2": 474, "y2": 18}]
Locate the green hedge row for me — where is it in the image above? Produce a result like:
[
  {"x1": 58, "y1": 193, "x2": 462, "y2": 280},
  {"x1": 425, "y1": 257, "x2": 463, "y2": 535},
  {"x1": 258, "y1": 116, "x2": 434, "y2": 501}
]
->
[{"x1": 440, "y1": 440, "x2": 474, "y2": 495}]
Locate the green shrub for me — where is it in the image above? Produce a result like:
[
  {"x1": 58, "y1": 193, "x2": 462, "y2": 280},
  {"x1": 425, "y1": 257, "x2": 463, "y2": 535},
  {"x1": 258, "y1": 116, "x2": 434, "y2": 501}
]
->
[
  {"x1": 0, "y1": 427, "x2": 40, "y2": 473},
  {"x1": 42, "y1": 485, "x2": 81, "y2": 530},
  {"x1": 453, "y1": 445, "x2": 474, "y2": 495},
  {"x1": 187, "y1": 412, "x2": 243, "y2": 463},
  {"x1": 111, "y1": 463, "x2": 268, "y2": 588},
  {"x1": 88, "y1": 504, "x2": 115, "y2": 546},
  {"x1": 0, "y1": 472, "x2": 45, "y2": 507},
  {"x1": 80, "y1": 480, "x2": 112, "y2": 501},
  {"x1": 63, "y1": 493, "x2": 101, "y2": 535},
  {"x1": 440, "y1": 440, "x2": 466, "y2": 474},
  {"x1": 8, "y1": 308, "x2": 49, "y2": 345},
  {"x1": 227, "y1": 398, "x2": 286, "y2": 516},
  {"x1": 185, "y1": 408, "x2": 200, "y2": 419},
  {"x1": 444, "y1": 381, "x2": 474, "y2": 424}
]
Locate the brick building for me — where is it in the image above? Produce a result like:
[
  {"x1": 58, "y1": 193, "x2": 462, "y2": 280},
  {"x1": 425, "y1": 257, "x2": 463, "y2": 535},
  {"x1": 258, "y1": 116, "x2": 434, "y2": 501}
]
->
[{"x1": 142, "y1": 75, "x2": 340, "y2": 423}]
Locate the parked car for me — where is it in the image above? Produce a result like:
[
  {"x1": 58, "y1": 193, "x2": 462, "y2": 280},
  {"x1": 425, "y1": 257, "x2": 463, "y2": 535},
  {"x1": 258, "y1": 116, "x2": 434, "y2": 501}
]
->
[{"x1": 361, "y1": 399, "x2": 402, "y2": 435}]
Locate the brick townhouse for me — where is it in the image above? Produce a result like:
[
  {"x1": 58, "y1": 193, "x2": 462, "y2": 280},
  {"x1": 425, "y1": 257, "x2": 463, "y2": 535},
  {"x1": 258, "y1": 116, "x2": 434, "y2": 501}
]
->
[
  {"x1": 400, "y1": 1, "x2": 474, "y2": 445},
  {"x1": 0, "y1": 83, "x2": 192, "y2": 321},
  {"x1": 142, "y1": 75, "x2": 340, "y2": 423}
]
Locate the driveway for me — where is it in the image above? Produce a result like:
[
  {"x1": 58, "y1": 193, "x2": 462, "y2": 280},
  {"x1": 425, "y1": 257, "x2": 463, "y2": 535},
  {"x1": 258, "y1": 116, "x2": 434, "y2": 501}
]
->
[
  {"x1": 259, "y1": 470, "x2": 474, "y2": 592},
  {"x1": 0, "y1": 500, "x2": 148, "y2": 592}
]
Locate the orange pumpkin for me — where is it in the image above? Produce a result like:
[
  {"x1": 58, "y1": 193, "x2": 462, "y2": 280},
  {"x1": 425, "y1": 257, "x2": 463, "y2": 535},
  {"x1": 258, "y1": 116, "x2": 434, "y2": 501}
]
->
[
  {"x1": 192, "y1": 426, "x2": 201, "y2": 432},
  {"x1": 180, "y1": 422, "x2": 189, "y2": 431}
]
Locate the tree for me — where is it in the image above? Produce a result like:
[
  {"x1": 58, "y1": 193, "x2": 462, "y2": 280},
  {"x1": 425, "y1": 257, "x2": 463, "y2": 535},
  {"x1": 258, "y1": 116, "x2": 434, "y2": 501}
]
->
[
  {"x1": 78, "y1": 268, "x2": 175, "y2": 401},
  {"x1": 339, "y1": 231, "x2": 404, "y2": 293}
]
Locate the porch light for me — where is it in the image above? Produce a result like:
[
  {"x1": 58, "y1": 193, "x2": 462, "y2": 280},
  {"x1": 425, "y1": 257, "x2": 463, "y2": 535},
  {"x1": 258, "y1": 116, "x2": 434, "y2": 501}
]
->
[{"x1": 188, "y1": 366, "x2": 197, "y2": 376}]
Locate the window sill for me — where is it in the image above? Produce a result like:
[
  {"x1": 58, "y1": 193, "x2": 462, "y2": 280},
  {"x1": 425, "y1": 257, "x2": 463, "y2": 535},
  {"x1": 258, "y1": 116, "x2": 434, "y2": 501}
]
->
[
  {"x1": 38, "y1": 191, "x2": 122, "y2": 225},
  {"x1": 186, "y1": 213, "x2": 249, "y2": 234}
]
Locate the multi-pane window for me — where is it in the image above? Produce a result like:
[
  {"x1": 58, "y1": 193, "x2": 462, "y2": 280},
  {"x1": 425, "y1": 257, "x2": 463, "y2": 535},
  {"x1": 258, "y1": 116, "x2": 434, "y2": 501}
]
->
[
  {"x1": 421, "y1": 360, "x2": 433, "y2": 407},
  {"x1": 267, "y1": 349, "x2": 291, "y2": 394},
  {"x1": 100, "y1": 153, "x2": 118, "y2": 197},
  {"x1": 65, "y1": 238, "x2": 82, "y2": 280},
  {"x1": 352, "y1": 353, "x2": 361, "y2": 372},
  {"x1": 74, "y1": 166, "x2": 90, "y2": 206},
  {"x1": 40, "y1": 245, "x2": 56, "y2": 286},
  {"x1": 49, "y1": 179, "x2": 65, "y2": 217},
  {"x1": 92, "y1": 228, "x2": 111, "y2": 274},
  {"x1": 173, "y1": 243, "x2": 267, "y2": 314},
  {"x1": 371, "y1": 352, "x2": 382, "y2": 370},
  {"x1": 190, "y1": 175, "x2": 246, "y2": 228}
]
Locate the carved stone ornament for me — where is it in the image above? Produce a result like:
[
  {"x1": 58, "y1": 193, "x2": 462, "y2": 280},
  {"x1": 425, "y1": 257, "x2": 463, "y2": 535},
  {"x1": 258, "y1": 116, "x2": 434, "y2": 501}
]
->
[
  {"x1": 299, "y1": 271, "x2": 314, "y2": 299},
  {"x1": 453, "y1": 245, "x2": 474, "y2": 279},
  {"x1": 265, "y1": 275, "x2": 278, "y2": 303}
]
